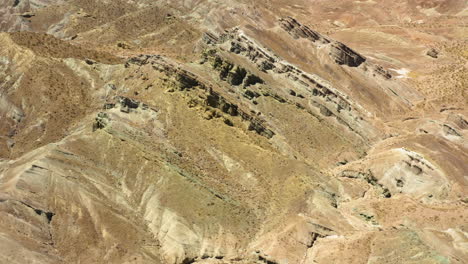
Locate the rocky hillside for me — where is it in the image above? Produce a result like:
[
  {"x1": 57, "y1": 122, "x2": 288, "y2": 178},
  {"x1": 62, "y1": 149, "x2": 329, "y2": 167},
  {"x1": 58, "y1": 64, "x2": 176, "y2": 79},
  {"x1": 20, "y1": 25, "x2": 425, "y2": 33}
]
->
[{"x1": 0, "y1": 0, "x2": 467, "y2": 263}]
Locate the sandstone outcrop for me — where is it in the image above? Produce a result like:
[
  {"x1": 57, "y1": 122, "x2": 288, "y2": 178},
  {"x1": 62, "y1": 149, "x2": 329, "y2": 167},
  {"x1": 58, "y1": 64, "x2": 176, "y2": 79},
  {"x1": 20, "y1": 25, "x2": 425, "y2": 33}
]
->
[{"x1": 279, "y1": 17, "x2": 366, "y2": 67}]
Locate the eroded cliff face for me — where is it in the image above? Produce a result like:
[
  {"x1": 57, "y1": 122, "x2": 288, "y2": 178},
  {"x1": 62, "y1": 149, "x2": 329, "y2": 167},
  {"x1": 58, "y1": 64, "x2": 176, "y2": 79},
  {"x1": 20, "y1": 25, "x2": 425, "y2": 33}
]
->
[{"x1": 0, "y1": 1, "x2": 467, "y2": 263}]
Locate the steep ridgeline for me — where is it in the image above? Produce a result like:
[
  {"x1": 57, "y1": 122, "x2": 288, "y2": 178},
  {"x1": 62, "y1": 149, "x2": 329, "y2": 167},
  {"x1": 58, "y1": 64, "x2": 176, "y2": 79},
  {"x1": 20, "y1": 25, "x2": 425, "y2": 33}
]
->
[
  {"x1": 277, "y1": 17, "x2": 424, "y2": 111},
  {"x1": 279, "y1": 17, "x2": 366, "y2": 67},
  {"x1": 125, "y1": 54, "x2": 276, "y2": 139},
  {"x1": 202, "y1": 27, "x2": 380, "y2": 143},
  {"x1": 279, "y1": 16, "x2": 394, "y2": 81}
]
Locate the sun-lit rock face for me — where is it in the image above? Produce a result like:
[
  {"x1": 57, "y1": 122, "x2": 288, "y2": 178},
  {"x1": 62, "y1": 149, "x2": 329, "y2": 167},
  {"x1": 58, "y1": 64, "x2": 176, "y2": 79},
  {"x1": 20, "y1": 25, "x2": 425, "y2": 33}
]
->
[{"x1": 0, "y1": 1, "x2": 467, "y2": 263}]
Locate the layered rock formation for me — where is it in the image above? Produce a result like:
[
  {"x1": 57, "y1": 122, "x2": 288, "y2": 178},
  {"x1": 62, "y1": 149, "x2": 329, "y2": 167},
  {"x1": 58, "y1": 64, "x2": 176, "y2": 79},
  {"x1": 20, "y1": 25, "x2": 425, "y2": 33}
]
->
[{"x1": 0, "y1": 0, "x2": 467, "y2": 263}]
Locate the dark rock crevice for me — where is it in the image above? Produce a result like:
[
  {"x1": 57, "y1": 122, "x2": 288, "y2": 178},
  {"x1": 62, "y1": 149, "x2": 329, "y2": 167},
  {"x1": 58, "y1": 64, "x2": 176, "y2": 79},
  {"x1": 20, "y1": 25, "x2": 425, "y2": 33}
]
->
[
  {"x1": 206, "y1": 89, "x2": 239, "y2": 116},
  {"x1": 181, "y1": 257, "x2": 196, "y2": 264},
  {"x1": 20, "y1": 201, "x2": 55, "y2": 224},
  {"x1": 443, "y1": 124, "x2": 462, "y2": 137},
  {"x1": 203, "y1": 51, "x2": 264, "y2": 87},
  {"x1": 202, "y1": 89, "x2": 275, "y2": 138},
  {"x1": 176, "y1": 72, "x2": 200, "y2": 90},
  {"x1": 307, "y1": 232, "x2": 324, "y2": 248},
  {"x1": 247, "y1": 118, "x2": 275, "y2": 139},
  {"x1": 258, "y1": 255, "x2": 279, "y2": 264},
  {"x1": 244, "y1": 74, "x2": 264, "y2": 86},
  {"x1": 227, "y1": 66, "x2": 247, "y2": 86}
]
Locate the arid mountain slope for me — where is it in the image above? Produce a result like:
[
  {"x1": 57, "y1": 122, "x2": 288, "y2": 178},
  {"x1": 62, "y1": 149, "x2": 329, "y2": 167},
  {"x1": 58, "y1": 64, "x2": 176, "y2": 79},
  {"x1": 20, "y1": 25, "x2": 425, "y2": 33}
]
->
[{"x1": 0, "y1": 1, "x2": 467, "y2": 263}]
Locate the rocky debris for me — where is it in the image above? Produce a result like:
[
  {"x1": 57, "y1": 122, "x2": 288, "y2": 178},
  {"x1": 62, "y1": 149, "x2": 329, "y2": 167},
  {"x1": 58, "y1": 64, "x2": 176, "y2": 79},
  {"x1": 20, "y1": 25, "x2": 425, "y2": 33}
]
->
[
  {"x1": 257, "y1": 254, "x2": 279, "y2": 264},
  {"x1": 339, "y1": 148, "x2": 454, "y2": 202},
  {"x1": 440, "y1": 107, "x2": 462, "y2": 112},
  {"x1": 223, "y1": 118, "x2": 234, "y2": 126},
  {"x1": 176, "y1": 72, "x2": 200, "y2": 90},
  {"x1": 279, "y1": 17, "x2": 329, "y2": 44},
  {"x1": 318, "y1": 104, "x2": 333, "y2": 117},
  {"x1": 279, "y1": 17, "x2": 365, "y2": 67},
  {"x1": 206, "y1": 89, "x2": 239, "y2": 116},
  {"x1": 118, "y1": 96, "x2": 140, "y2": 111},
  {"x1": 102, "y1": 96, "x2": 153, "y2": 114},
  {"x1": 108, "y1": 83, "x2": 117, "y2": 90},
  {"x1": 340, "y1": 170, "x2": 392, "y2": 198},
  {"x1": 203, "y1": 88, "x2": 275, "y2": 138},
  {"x1": 405, "y1": 150, "x2": 434, "y2": 171},
  {"x1": 203, "y1": 50, "x2": 264, "y2": 87},
  {"x1": 200, "y1": 255, "x2": 225, "y2": 261},
  {"x1": 442, "y1": 124, "x2": 462, "y2": 137},
  {"x1": 368, "y1": 65, "x2": 393, "y2": 79},
  {"x1": 202, "y1": 32, "x2": 220, "y2": 45},
  {"x1": 446, "y1": 113, "x2": 467, "y2": 130},
  {"x1": 243, "y1": 89, "x2": 261, "y2": 100},
  {"x1": 247, "y1": 118, "x2": 275, "y2": 139},
  {"x1": 395, "y1": 177, "x2": 405, "y2": 187},
  {"x1": 117, "y1": 42, "x2": 131, "y2": 49},
  {"x1": 309, "y1": 223, "x2": 335, "y2": 235},
  {"x1": 85, "y1": 58, "x2": 95, "y2": 65},
  {"x1": 226, "y1": 66, "x2": 247, "y2": 86},
  {"x1": 403, "y1": 160, "x2": 423, "y2": 175},
  {"x1": 126, "y1": 55, "x2": 158, "y2": 66},
  {"x1": 204, "y1": 30, "x2": 277, "y2": 73},
  {"x1": 329, "y1": 42, "x2": 366, "y2": 67},
  {"x1": 358, "y1": 212, "x2": 379, "y2": 225},
  {"x1": 268, "y1": 93, "x2": 287, "y2": 104},
  {"x1": 93, "y1": 112, "x2": 110, "y2": 131},
  {"x1": 427, "y1": 48, "x2": 439, "y2": 58},
  {"x1": 128, "y1": 55, "x2": 203, "y2": 91},
  {"x1": 279, "y1": 17, "x2": 396, "y2": 81},
  {"x1": 288, "y1": 89, "x2": 304, "y2": 98}
]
